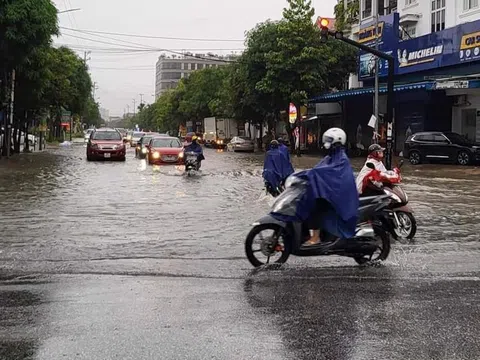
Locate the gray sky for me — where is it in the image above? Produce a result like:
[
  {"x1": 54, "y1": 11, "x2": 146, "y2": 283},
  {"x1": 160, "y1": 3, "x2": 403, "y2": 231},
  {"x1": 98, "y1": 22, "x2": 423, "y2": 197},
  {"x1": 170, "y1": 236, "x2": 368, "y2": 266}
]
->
[{"x1": 53, "y1": 0, "x2": 337, "y2": 116}]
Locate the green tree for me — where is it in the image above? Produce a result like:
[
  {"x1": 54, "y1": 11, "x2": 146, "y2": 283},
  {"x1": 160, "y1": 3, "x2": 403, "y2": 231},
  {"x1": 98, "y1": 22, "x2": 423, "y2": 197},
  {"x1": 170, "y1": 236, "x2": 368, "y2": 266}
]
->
[
  {"x1": 233, "y1": 0, "x2": 356, "y2": 148},
  {"x1": 0, "y1": 0, "x2": 58, "y2": 154}
]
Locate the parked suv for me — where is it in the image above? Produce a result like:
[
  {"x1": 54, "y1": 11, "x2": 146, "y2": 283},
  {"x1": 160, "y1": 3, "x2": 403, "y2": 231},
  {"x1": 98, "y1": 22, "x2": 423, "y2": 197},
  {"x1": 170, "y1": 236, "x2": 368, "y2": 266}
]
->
[
  {"x1": 404, "y1": 131, "x2": 480, "y2": 166},
  {"x1": 86, "y1": 128, "x2": 126, "y2": 161}
]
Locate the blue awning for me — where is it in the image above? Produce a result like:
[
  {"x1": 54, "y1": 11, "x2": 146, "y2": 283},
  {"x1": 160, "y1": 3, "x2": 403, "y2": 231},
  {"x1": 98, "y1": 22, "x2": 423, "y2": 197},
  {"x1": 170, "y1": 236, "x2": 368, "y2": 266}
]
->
[{"x1": 310, "y1": 81, "x2": 435, "y2": 102}]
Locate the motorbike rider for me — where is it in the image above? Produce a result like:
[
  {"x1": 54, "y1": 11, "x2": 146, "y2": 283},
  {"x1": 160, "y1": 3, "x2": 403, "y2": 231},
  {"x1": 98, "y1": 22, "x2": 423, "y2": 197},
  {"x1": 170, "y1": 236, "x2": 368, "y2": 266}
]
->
[
  {"x1": 271, "y1": 128, "x2": 359, "y2": 246},
  {"x1": 356, "y1": 143, "x2": 400, "y2": 196},
  {"x1": 263, "y1": 140, "x2": 294, "y2": 196},
  {"x1": 184, "y1": 135, "x2": 205, "y2": 169}
]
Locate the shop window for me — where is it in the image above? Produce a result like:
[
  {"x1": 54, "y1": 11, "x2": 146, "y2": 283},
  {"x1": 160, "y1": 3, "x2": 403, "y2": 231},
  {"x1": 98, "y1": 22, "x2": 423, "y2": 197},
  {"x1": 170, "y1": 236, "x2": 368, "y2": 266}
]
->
[{"x1": 431, "y1": 0, "x2": 445, "y2": 33}]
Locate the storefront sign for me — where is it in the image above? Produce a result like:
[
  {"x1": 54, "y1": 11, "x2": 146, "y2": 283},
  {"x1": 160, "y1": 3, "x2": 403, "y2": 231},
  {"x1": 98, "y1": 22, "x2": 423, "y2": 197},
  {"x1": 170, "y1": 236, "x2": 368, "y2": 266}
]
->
[
  {"x1": 289, "y1": 103, "x2": 297, "y2": 124},
  {"x1": 357, "y1": 16, "x2": 480, "y2": 79},
  {"x1": 434, "y1": 80, "x2": 469, "y2": 89},
  {"x1": 358, "y1": 13, "x2": 399, "y2": 79}
]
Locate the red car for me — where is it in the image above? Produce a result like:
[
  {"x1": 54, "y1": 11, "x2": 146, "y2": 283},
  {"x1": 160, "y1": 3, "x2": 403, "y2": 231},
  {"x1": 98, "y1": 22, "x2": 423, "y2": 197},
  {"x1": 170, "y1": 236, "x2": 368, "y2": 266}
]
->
[
  {"x1": 87, "y1": 128, "x2": 126, "y2": 161},
  {"x1": 147, "y1": 136, "x2": 184, "y2": 165}
]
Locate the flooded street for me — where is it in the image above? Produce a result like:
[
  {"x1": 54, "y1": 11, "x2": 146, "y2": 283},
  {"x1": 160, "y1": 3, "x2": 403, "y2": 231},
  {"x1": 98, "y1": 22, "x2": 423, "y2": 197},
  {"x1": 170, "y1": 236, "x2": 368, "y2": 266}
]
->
[{"x1": 1, "y1": 145, "x2": 480, "y2": 359}]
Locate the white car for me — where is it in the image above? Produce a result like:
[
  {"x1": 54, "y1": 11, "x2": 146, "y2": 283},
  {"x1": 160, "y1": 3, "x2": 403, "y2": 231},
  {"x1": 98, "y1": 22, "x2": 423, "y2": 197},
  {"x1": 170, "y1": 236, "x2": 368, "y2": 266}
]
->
[{"x1": 0, "y1": 127, "x2": 37, "y2": 146}]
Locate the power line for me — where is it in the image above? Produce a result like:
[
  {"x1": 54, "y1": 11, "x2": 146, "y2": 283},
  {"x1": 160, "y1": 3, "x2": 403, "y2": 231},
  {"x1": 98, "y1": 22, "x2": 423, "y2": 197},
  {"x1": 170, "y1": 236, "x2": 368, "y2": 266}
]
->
[
  {"x1": 56, "y1": 43, "x2": 244, "y2": 53},
  {"x1": 60, "y1": 26, "x2": 245, "y2": 42},
  {"x1": 59, "y1": 33, "x2": 238, "y2": 63}
]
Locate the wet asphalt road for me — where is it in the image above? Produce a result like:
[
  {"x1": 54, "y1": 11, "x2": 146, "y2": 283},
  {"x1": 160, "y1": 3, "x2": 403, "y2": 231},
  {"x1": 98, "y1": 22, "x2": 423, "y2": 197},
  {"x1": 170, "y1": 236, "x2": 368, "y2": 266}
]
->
[{"x1": 1, "y1": 144, "x2": 480, "y2": 359}]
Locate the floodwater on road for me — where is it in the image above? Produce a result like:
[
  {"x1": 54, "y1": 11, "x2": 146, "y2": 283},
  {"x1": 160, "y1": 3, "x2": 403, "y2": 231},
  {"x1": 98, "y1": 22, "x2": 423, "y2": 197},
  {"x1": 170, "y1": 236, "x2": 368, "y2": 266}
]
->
[{"x1": 1, "y1": 145, "x2": 480, "y2": 360}]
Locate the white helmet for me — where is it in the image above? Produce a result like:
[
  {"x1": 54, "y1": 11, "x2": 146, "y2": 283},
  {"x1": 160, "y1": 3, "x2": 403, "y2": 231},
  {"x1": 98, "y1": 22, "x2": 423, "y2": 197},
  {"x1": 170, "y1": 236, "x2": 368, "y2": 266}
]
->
[{"x1": 322, "y1": 127, "x2": 347, "y2": 149}]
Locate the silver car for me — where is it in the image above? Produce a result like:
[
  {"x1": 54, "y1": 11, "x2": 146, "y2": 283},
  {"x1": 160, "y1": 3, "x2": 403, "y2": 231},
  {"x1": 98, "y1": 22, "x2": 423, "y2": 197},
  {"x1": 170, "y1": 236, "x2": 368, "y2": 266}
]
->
[
  {"x1": 84, "y1": 129, "x2": 94, "y2": 143},
  {"x1": 130, "y1": 132, "x2": 146, "y2": 147},
  {"x1": 227, "y1": 136, "x2": 255, "y2": 152}
]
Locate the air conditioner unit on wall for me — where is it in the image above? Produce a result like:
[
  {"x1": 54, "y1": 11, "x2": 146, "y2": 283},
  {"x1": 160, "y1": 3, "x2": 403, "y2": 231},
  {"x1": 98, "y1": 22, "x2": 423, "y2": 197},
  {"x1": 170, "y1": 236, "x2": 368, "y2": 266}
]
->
[{"x1": 453, "y1": 95, "x2": 470, "y2": 107}]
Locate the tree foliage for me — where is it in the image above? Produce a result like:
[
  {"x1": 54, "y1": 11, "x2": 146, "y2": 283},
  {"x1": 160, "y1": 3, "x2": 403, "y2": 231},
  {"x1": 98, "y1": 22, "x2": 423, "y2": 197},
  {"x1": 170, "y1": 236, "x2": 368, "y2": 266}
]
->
[{"x1": 1, "y1": 0, "x2": 99, "y2": 153}]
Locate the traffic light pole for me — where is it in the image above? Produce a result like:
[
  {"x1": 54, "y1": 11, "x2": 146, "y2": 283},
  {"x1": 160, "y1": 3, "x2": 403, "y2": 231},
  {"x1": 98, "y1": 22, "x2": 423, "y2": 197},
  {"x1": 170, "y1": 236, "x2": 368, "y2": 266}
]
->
[{"x1": 324, "y1": 30, "x2": 395, "y2": 170}]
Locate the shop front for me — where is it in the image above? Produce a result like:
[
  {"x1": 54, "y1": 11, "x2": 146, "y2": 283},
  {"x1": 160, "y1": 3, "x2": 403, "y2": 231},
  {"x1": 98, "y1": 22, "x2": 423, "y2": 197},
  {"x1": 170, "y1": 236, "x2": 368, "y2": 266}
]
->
[{"x1": 310, "y1": 14, "x2": 480, "y2": 152}]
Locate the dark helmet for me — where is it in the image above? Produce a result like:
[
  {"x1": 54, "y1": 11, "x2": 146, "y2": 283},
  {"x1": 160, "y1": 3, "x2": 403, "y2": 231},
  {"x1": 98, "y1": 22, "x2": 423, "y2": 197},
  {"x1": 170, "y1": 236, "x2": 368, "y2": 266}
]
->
[
  {"x1": 277, "y1": 137, "x2": 285, "y2": 144},
  {"x1": 368, "y1": 143, "x2": 385, "y2": 154},
  {"x1": 270, "y1": 140, "x2": 279, "y2": 149}
]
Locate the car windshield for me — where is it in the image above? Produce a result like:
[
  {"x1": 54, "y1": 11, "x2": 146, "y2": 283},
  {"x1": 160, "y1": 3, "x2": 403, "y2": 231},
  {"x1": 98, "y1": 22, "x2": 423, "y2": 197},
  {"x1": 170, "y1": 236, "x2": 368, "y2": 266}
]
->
[
  {"x1": 152, "y1": 138, "x2": 182, "y2": 148},
  {"x1": 86, "y1": 129, "x2": 93, "y2": 134},
  {"x1": 141, "y1": 136, "x2": 154, "y2": 144},
  {"x1": 444, "y1": 132, "x2": 475, "y2": 145},
  {"x1": 92, "y1": 131, "x2": 122, "y2": 140}
]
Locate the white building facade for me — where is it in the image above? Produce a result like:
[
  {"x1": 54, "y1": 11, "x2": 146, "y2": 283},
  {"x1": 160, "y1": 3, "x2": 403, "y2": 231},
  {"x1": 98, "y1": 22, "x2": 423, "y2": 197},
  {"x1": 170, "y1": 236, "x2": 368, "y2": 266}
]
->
[{"x1": 154, "y1": 54, "x2": 235, "y2": 99}]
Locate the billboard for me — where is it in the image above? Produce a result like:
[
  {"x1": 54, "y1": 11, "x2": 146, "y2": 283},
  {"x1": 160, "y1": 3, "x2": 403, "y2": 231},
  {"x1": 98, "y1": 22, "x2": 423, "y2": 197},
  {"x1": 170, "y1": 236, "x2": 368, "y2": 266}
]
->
[{"x1": 357, "y1": 15, "x2": 480, "y2": 79}]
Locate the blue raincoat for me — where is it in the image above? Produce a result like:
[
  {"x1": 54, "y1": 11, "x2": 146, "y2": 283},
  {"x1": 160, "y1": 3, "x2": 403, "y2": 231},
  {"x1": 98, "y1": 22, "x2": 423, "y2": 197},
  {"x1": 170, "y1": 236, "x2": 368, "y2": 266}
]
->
[
  {"x1": 263, "y1": 148, "x2": 294, "y2": 189},
  {"x1": 278, "y1": 143, "x2": 291, "y2": 162},
  {"x1": 271, "y1": 147, "x2": 359, "y2": 239},
  {"x1": 184, "y1": 142, "x2": 205, "y2": 160}
]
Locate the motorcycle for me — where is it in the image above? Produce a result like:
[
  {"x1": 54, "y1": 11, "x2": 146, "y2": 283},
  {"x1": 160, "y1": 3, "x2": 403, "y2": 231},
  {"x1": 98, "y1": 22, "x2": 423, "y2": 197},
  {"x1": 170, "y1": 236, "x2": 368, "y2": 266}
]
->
[
  {"x1": 245, "y1": 176, "x2": 392, "y2": 267},
  {"x1": 184, "y1": 151, "x2": 200, "y2": 175},
  {"x1": 363, "y1": 161, "x2": 416, "y2": 243}
]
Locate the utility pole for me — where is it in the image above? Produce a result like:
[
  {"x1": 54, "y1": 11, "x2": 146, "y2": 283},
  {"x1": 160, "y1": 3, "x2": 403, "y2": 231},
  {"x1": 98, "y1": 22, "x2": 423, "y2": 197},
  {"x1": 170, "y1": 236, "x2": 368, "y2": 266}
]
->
[
  {"x1": 139, "y1": 93, "x2": 144, "y2": 105},
  {"x1": 133, "y1": 99, "x2": 136, "y2": 117},
  {"x1": 83, "y1": 51, "x2": 91, "y2": 65}
]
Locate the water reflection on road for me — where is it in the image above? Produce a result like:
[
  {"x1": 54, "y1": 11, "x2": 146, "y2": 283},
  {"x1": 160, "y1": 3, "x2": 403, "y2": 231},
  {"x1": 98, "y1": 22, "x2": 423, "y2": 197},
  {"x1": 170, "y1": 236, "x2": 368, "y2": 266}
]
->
[{"x1": 1, "y1": 145, "x2": 480, "y2": 359}]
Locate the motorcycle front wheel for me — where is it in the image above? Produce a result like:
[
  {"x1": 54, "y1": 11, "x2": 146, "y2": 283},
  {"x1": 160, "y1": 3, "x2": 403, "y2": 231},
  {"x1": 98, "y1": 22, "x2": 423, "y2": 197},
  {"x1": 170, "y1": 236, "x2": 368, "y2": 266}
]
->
[
  {"x1": 354, "y1": 225, "x2": 391, "y2": 265},
  {"x1": 245, "y1": 224, "x2": 290, "y2": 267},
  {"x1": 394, "y1": 211, "x2": 417, "y2": 241}
]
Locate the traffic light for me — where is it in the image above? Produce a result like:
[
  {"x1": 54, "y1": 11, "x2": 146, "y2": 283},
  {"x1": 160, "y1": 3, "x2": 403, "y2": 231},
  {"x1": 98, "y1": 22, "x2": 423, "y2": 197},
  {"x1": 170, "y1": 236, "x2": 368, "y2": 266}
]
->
[{"x1": 319, "y1": 18, "x2": 330, "y2": 42}]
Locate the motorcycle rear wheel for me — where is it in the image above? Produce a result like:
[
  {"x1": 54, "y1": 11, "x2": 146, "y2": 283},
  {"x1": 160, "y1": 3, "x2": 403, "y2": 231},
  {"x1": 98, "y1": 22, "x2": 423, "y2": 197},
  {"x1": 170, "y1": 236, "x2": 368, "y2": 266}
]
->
[
  {"x1": 354, "y1": 225, "x2": 391, "y2": 265},
  {"x1": 245, "y1": 224, "x2": 290, "y2": 267}
]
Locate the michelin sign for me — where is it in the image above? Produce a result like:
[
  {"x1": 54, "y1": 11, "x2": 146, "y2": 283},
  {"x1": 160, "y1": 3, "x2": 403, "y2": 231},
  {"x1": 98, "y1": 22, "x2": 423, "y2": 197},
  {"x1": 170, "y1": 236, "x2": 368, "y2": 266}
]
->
[{"x1": 358, "y1": 15, "x2": 480, "y2": 78}]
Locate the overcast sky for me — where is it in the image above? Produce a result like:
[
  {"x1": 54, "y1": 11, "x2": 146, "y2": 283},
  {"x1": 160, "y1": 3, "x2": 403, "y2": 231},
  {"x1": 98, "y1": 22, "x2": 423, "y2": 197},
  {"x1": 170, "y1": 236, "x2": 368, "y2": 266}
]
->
[{"x1": 52, "y1": 0, "x2": 337, "y2": 116}]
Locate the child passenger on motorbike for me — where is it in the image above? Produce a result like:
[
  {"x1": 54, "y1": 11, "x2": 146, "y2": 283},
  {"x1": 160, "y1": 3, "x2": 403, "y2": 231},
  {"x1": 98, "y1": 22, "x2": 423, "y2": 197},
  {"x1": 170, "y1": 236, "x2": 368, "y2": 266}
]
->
[{"x1": 355, "y1": 144, "x2": 400, "y2": 196}]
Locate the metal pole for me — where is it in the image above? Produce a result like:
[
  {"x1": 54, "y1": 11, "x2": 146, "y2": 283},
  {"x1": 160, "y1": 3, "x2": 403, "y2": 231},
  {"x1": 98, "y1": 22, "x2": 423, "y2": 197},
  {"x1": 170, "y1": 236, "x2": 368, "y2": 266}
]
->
[
  {"x1": 6, "y1": 69, "x2": 15, "y2": 158},
  {"x1": 385, "y1": 58, "x2": 394, "y2": 170},
  {"x1": 139, "y1": 93, "x2": 144, "y2": 105},
  {"x1": 133, "y1": 99, "x2": 136, "y2": 117},
  {"x1": 374, "y1": 3, "x2": 380, "y2": 144},
  {"x1": 69, "y1": 114, "x2": 73, "y2": 141}
]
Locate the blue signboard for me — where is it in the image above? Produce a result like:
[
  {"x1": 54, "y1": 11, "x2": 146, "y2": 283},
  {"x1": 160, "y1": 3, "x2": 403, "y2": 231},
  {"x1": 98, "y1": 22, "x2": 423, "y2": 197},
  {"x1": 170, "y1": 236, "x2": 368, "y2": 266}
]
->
[
  {"x1": 357, "y1": 15, "x2": 480, "y2": 79},
  {"x1": 358, "y1": 13, "x2": 399, "y2": 80}
]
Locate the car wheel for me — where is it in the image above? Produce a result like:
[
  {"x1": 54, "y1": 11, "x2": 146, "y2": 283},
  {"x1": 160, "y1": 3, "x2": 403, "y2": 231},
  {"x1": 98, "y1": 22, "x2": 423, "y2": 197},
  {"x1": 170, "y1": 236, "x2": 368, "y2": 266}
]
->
[
  {"x1": 87, "y1": 155, "x2": 93, "y2": 161},
  {"x1": 120, "y1": 156, "x2": 126, "y2": 162},
  {"x1": 457, "y1": 151, "x2": 470, "y2": 166},
  {"x1": 408, "y1": 151, "x2": 421, "y2": 165}
]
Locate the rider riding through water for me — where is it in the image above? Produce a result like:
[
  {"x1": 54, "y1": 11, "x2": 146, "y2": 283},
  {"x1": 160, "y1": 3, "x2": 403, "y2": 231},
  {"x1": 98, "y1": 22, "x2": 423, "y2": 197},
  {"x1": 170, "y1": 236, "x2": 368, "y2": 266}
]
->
[
  {"x1": 356, "y1": 144, "x2": 400, "y2": 197},
  {"x1": 270, "y1": 128, "x2": 359, "y2": 246},
  {"x1": 263, "y1": 140, "x2": 294, "y2": 196},
  {"x1": 184, "y1": 135, "x2": 205, "y2": 169},
  {"x1": 277, "y1": 138, "x2": 291, "y2": 162}
]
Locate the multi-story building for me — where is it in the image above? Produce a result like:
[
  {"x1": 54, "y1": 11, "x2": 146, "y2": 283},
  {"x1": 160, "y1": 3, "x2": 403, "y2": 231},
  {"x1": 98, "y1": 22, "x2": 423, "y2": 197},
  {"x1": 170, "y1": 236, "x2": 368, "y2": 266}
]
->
[
  {"x1": 154, "y1": 53, "x2": 235, "y2": 98},
  {"x1": 309, "y1": 0, "x2": 480, "y2": 152},
  {"x1": 99, "y1": 108, "x2": 110, "y2": 123}
]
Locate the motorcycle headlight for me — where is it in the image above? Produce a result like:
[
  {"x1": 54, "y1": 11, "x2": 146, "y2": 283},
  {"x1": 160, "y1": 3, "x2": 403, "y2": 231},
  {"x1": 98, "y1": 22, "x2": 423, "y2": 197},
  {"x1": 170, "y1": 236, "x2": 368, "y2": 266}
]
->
[
  {"x1": 153, "y1": 152, "x2": 160, "y2": 159},
  {"x1": 142, "y1": 148, "x2": 148, "y2": 154}
]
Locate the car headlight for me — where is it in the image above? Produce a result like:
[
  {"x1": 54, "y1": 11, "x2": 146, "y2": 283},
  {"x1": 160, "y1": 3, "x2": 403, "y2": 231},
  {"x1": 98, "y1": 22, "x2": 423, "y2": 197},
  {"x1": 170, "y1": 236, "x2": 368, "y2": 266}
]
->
[
  {"x1": 153, "y1": 152, "x2": 160, "y2": 159},
  {"x1": 90, "y1": 143, "x2": 98, "y2": 149},
  {"x1": 178, "y1": 152, "x2": 184, "y2": 158},
  {"x1": 142, "y1": 148, "x2": 148, "y2": 154}
]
